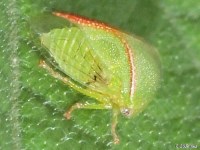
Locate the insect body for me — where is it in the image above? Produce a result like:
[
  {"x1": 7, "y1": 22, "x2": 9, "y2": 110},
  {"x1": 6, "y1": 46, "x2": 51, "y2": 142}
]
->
[{"x1": 40, "y1": 12, "x2": 161, "y2": 144}]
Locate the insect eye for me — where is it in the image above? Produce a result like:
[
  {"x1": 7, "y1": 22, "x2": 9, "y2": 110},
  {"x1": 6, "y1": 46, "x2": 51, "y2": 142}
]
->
[{"x1": 121, "y1": 108, "x2": 133, "y2": 117}]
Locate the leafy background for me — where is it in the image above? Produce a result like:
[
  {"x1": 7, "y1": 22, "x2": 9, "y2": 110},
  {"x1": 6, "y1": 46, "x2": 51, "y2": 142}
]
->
[{"x1": 0, "y1": 0, "x2": 199, "y2": 149}]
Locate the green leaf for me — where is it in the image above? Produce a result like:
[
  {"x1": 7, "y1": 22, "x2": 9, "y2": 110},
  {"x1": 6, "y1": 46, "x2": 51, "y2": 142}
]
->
[{"x1": 0, "y1": 0, "x2": 199, "y2": 149}]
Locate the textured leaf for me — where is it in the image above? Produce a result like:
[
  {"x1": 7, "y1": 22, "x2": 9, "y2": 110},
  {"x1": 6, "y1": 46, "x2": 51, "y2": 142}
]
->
[{"x1": 0, "y1": 0, "x2": 199, "y2": 149}]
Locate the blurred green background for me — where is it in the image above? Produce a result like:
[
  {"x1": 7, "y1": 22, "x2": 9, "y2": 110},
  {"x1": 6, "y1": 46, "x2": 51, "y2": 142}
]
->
[{"x1": 0, "y1": 0, "x2": 199, "y2": 149}]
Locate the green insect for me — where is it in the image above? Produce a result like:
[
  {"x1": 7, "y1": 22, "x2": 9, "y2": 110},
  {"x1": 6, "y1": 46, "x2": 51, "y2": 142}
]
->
[{"x1": 39, "y1": 12, "x2": 161, "y2": 144}]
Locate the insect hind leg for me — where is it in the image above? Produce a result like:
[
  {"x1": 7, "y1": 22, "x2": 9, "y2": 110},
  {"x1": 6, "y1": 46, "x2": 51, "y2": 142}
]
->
[
  {"x1": 39, "y1": 59, "x2": 107, "y2": 103},
  {"x1": 39, "y1": 59, "x2": 88, "y2": 94},
  {"x1": 39, "y1": 60, "x2": 66, "y2": 81},
  {"x1": 65, "y1": 102, "x2": 111, "y2": 119}
]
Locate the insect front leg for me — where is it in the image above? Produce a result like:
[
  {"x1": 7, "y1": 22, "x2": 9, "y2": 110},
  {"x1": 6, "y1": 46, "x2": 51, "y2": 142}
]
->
[
  {"x1": 112, "y1": 107, "x2": 120, "y2": 144},
  {"x1": 65, "y1": 102, "x2": 120, "y2": 144}
]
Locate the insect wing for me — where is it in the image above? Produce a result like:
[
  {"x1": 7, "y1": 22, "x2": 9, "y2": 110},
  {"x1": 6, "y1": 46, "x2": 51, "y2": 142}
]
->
[{"x1": 40, "y1": 25, "x2": 130, "y2": 98}]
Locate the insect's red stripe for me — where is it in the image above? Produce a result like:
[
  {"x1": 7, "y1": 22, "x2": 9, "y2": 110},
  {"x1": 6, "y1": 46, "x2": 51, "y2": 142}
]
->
[
  {"x1": 53, "y1": 12, "x2": 119, "y2": 32},
  {"x1": 53, "y1": 12, "x2": 136, "y2": 98},
  {"x1": 122, "y1": 41, "x2": 135, "y2": 99}
]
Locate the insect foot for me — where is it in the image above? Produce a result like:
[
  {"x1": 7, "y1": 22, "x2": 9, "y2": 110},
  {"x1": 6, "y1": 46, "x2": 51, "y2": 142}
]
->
[
  {"x1": 39, "y1": 60, "x2": 46, "y2": 68},
  {"x1": 64, "y1": 111, "x2": 71, "y2": 120},
  {"x1": 114, "y1": 138, "x2": 120, "y2": 144},
  {"x1": 64, "y1": 103, "x2": 83, "y2": 120}
]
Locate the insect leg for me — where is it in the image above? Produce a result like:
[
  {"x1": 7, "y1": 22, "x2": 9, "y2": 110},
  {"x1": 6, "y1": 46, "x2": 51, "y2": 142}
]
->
[
  {"x1": 64, "y1": 103, "x2": 111, "y2": 119},
  {"x1": 39, "y1": 59, "x2": 87, "y2": 94},
  {"x1": 39, "y1": 59, "x2": 106, "y2": 103},
  {"x1": 112, "y1": 108, "x2": 120, "y2": 144},
  {"x1": 66, "y1": 102, "x2": 120, "y2": 144}
]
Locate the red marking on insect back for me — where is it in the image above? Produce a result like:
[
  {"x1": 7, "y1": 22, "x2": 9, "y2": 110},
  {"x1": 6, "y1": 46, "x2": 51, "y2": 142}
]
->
[
  {"x1": 53, "y1": 12, "x2": 119, "y2": 33},
  {"x1": 52, "y1": 12, "x2": 136, "y2": 98},
  {"x1": 123, "y1": 41, "x2": 136, "y2": 99}
]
